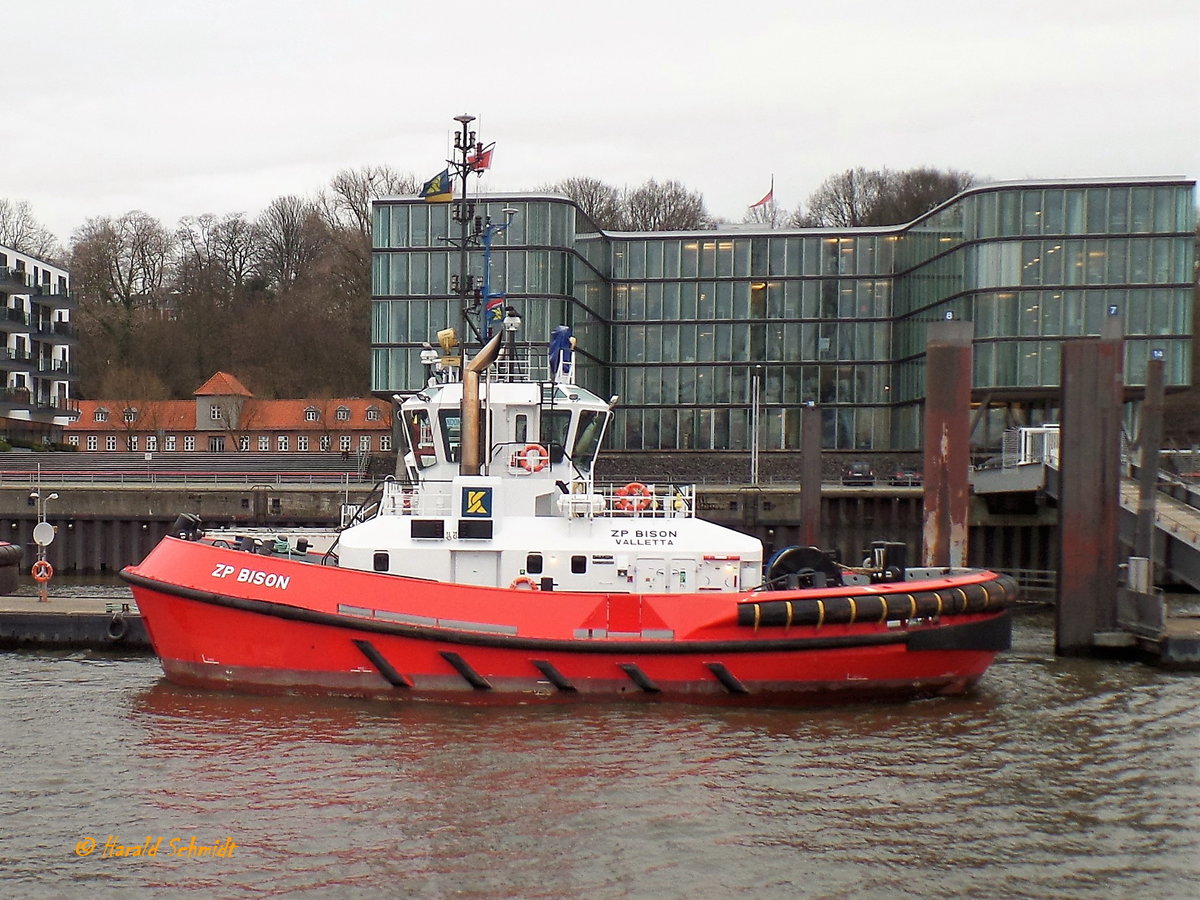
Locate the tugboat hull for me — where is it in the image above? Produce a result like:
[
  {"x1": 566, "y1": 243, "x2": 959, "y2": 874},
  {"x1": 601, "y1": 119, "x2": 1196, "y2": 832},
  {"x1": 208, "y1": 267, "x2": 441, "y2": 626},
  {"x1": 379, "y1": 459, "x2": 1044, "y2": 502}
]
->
[{"x1": 123, "y1": 538, "x2": 1012, "y2": 706}]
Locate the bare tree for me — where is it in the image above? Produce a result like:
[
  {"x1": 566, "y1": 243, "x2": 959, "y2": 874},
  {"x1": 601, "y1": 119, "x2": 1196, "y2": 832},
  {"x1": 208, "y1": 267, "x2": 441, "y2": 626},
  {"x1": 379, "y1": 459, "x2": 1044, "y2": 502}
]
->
[
  {"x1": 543, "y1": 177, "x2": 624, "y2": 230},
  {"x1": 255, "y1": 195, "x2": 329, "y2": 289},
  {"x1": 620, "y1": 179, "x2": 711, "y2": 231},
  {"x1": 743, "y1": 199, "x2": 784, "y2": 229},
  {"x1": 0, "y1": 199, "x2": 61, "y2": 259},
  {"x1": 318, "y1": 166, "x2": 418, "y2": 238},
  {"x1": 70, "y1": 211, "x2": 174, "y2": 365},
  {"x1": 793, "y1": 167, "x2": 976, "y2": 228}
]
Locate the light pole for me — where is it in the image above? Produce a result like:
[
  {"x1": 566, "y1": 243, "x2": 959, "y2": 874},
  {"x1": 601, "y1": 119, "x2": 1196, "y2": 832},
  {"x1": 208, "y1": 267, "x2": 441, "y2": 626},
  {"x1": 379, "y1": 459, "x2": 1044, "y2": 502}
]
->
[{"x1": 29, "y1": 487, "x2": 57, "y2": 602}]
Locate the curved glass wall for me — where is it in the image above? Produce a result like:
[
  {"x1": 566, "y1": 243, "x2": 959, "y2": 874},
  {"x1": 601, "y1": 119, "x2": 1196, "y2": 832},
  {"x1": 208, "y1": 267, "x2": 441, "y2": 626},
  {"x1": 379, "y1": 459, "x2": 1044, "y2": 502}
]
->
[{"x1": 372, "y1": 179, "x2": 1195, "y2": 454}]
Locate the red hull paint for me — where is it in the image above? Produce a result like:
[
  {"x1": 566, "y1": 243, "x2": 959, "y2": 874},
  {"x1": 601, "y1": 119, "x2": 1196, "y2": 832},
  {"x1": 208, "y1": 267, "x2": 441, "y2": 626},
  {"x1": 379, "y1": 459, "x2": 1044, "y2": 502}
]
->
[{"x1": 122, "y1": 538, "x2": 1010, "y2": 706}]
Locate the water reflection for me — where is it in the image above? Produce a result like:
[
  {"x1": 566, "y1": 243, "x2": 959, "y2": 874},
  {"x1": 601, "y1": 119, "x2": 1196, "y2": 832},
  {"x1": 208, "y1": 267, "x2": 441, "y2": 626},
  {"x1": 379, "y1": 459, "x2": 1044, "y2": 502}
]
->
[{"x1": 4, "y1": 612, "x2": 1200, "y2": 898}]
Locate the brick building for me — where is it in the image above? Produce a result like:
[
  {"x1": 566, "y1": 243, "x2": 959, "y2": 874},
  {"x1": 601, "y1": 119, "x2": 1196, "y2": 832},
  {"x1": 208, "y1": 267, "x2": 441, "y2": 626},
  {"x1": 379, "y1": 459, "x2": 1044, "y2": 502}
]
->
[{"x1": 65, "y1": 372, "x2": 392, "y2": 456}]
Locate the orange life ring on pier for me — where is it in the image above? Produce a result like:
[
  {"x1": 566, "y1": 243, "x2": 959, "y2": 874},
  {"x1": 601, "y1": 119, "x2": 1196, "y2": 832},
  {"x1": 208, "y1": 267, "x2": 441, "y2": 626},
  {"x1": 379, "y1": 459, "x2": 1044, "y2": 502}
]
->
[
  {"x1": 516, "y1": 444, "x2": 550, "y2": 472},
  {"x1": 615, "y1": 482, "x2": 653, "y2": 512},
  {"x1": 31, "y1": 560, "x2": 54, "y2": 583},
  {"x1": 509, "y1": 576, "x2": 541, "y2": 591}
]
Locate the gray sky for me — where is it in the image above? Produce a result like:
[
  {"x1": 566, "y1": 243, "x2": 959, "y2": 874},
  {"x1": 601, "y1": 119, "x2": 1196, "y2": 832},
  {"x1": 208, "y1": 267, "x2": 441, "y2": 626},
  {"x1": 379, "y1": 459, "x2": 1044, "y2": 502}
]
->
[{"x1": 5, "y1": 0, "x2": 1198, "y2": 244}]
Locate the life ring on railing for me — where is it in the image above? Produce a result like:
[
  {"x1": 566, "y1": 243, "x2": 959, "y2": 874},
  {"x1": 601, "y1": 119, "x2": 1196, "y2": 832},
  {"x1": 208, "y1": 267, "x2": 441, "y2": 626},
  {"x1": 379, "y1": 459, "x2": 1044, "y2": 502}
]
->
[
  {"x1": 509, "y1": 576, "x2": 541, "y2": 591},
  {"x1": 31, "y1": 560, "x2": 53, "y2": 583},
  {"x1": 614, "y1": 482, "x2": 653, "y2": 512},
  {"x1": 516, "y1": 444, "x2": 550, "y2": 472}
]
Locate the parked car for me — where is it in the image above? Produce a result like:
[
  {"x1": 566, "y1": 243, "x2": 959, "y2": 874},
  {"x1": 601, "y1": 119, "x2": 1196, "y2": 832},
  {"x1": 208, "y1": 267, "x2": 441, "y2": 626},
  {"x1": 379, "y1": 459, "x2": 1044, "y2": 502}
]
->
[
  {"x1": 841, "y1": 460, "x2": 875, "y2": 486},
  {"x1": 889, "y1": 466, "x2": 923, "y2": 486}
]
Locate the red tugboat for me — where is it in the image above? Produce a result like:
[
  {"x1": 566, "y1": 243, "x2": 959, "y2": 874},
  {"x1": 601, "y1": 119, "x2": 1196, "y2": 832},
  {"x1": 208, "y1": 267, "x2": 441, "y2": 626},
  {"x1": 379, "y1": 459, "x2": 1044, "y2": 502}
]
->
[
  {"x1": 120, "y1": 118, "x2": 1014, "y2": 706},
  {"x1": 121, "y1": 318, "x2": 1014, "y2": 705}
]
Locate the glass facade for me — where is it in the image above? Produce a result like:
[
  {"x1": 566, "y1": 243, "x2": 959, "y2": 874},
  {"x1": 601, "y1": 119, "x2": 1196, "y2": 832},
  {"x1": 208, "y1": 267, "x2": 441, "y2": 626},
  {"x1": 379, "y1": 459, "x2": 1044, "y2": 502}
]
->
[{"x1": 372, "y1": 178, "x2": 1196, "y2": 453}]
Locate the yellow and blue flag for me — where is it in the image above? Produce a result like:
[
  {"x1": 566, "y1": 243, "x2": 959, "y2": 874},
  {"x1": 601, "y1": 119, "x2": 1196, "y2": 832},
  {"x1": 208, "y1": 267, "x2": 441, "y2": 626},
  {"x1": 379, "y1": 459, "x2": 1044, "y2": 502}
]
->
[{"x1": 420, "y1": 169, "x2": 453, "y2": 202}]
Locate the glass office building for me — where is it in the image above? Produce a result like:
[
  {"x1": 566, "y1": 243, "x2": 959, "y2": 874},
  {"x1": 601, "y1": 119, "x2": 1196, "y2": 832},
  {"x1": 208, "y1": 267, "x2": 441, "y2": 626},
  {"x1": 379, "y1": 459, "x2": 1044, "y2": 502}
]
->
[{"x1": 372, "y1": 177, "x2": 1196, "y2": 459}]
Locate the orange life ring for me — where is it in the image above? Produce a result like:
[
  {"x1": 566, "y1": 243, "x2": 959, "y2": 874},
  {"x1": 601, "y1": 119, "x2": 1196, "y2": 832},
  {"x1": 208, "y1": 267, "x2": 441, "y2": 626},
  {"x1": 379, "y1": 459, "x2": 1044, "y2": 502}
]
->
[
  {"x1": 31, "y1": 560, "x2": 53, "y2": 583},
  {"x1": 517, "y1": 444, "x2": 549, "y2": 472},
  {"x1": 614, "y1": 482, "x2": 652, "y2": 512},
  {"x1": 509, "y1": 576, "x2": 541, "y2": 591}
]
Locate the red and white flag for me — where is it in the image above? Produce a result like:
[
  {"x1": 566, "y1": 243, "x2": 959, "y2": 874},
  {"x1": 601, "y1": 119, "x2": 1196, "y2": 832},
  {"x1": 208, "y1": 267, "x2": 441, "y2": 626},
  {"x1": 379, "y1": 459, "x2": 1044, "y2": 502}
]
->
[
  {"x1": 468, "y1": 141, "x2": 496, "y2": 172},
  {"x1": 750, "y1": 177, "x2": 774, "y2": 208}
]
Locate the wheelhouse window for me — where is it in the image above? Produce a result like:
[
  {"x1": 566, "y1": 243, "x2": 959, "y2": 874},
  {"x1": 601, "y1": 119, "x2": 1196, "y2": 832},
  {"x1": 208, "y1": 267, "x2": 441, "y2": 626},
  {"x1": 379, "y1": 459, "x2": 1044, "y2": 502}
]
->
[
  {"x1": 439, "y1": 410, "x2": 463, "y2": 462},
  {"x1": 572, "y1": 410, "x2": 609, "y2": 469},
  {"x1": 404, "y1": 409, "x2": 438, "y2": 468},
  {"x1": 540, "y1": 409, "x2": 571, "y2": 464}
]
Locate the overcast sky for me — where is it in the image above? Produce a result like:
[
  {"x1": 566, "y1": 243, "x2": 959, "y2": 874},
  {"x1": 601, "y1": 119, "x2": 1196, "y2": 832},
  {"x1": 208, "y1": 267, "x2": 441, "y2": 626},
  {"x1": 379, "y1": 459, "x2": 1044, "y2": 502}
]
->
[{"x1": 5, "y1": 0, "x2": 1198, "y2": 244}]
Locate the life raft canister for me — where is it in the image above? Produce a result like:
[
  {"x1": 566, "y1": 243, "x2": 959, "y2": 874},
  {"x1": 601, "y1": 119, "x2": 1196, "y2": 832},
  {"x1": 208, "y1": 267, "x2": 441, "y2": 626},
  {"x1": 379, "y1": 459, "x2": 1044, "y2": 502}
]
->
[{"x1": 614, "y1": 482, "x2": 653, "y2": 512}]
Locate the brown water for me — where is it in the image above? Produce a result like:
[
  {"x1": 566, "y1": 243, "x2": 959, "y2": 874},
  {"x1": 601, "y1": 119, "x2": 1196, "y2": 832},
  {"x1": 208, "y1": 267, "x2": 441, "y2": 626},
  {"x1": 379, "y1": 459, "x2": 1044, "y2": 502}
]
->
[{"x1": 2, "y1": 606, "x2": 1199, "y2": 898}]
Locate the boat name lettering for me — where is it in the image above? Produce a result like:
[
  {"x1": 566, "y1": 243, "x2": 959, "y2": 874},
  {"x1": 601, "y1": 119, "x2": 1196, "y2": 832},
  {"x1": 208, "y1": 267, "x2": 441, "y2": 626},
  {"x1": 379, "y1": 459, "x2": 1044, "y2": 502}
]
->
[
  {"x1": 211, "y1": 563, "x2": 291, "y2": 590},
  {"x1": 609, "y1": 528, "x2": 677, "y2": 546}
]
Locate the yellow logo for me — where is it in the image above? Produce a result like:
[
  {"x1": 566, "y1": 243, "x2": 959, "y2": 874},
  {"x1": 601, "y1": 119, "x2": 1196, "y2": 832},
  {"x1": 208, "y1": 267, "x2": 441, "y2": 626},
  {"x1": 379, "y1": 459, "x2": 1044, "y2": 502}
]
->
[{"x1": 464, "y1": 489, "x2": 490, "y2": 516}]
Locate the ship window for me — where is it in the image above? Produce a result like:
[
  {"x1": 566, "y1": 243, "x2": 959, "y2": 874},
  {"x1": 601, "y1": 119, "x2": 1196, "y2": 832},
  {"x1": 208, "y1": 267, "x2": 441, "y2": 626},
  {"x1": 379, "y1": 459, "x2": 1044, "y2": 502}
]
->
[
  {"x1": 515, "y1": 413, "x2": 528, "y2": 443},
  {"x1": 540, "y1": 410, "x2": 571, "y2": 464},
  {"x1": 572, "y1": 411, "x2": 609, "y2": 469},
  {"x1": 406, "y1": 410, "x2": 438, "y2": 468},
  {"x1": 373, "y1": 551, "x2": 389, "y2": 572},
  {"x1": 438, "y1": 409, "x2": 462, "y2": 463},
  {"x1": 571, "y1": 555, "x2": 587, "y2": 574},
  {"x1": 526, "y1": 553, "x2": 543, "y2": 574}
]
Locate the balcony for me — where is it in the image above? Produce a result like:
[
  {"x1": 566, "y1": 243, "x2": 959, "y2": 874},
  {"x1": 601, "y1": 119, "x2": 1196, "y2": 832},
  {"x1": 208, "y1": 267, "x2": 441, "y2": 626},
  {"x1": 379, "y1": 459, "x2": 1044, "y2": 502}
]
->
[
  {"x1": 37, "y1": 357, "x2": 79, "y2": 380},
  {"x1": 31, "y1": 287, "x2": 77, "y2": 311},
  {"x1": 36, "y1": 393, "x2": 79, "y2": 418},
  {"x1": 34, "y1": 320, "x2": 78, "y2": 344},
  {"x1": 0, "y1": 348, "x2": 37, "y2": 374},
  {"x1": 0, "y1": 386, "x2": 32, "y2": 412},
  {"x1": 0, "y1": 307, "x2": 31, "y2": 333},
  {"x1": 0, "y1": 267, "x2": 31, "y2": 293}
]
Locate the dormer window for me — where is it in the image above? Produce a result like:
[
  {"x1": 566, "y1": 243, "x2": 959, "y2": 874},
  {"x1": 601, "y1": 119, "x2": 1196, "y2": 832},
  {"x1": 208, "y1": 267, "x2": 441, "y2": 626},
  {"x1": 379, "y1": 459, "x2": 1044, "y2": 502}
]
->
[
  {"x1": 123, "y1": 407, "x2": 137, "y2": 423},
  {"x1": 366, "y1": 406, "x2": 381, "y2": 421},
  {"x1": 94, "y1": 408, "x2": 109, "y2": 423},
  {"x1": 305, "y1": 407, "x2": 319, "y2": 422},
  {"x1": 335, "y1": 406, "x2": 350, "y2": 422},
  {"x1": 210, "y1": 404, "x2": 222, "y2": 420}
]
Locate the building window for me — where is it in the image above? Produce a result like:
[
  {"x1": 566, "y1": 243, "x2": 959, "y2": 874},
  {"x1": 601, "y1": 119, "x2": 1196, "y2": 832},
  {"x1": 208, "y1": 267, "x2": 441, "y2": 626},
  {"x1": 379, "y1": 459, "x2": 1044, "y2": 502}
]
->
[
  {"x1": 94, "y1": 408, "x2": 109, "y2": 422},
  {"x1": 298, "y1": 435, "x2": 309, "y2": 452},
  {"x1": 210, "y1": 404, "x2": 222, "y2": 420},
  {"x1": 366, "y1": 406, "x2": 381, "y2": 421},
  {"x1": 320, "y1": 434, "x2": 331, "y2": 451},
  {"x1": 209, "y1": 436, "x2": 224, "y2": 452},
  {"x1": 359, "y1": 435, "x2": 370, "y2": 452},
  {"x1": 336, "y1": 406, "x2": 350, "y2": 422},
  {"x1": 340, "y1": 435, "x2": 351, "y2": 452},
  {"x1": 258, "y1": 435, "x2": 269, "y2": 452},
  {"x1": 147, "y1": 435, "x2": 157, "y2": 452},
  {"x1": 239, "y1": 435, "x2": 250, "y2": 452},
  {"x1": 105, "y1": 435, "x2": 116, "y2": 451},
  {"x1": 380, "y1": 434, "x2": 391, "y2": 452},
  {"x1": 184, "y1": 436, "x2": 195, "y2": 451},
  {"x1": 86, "y1": 436, "x2": 97, "y2": 451},
  {"x1": 165, "y1": 435, "x2": 176, "y2": 451},
  {"x1": 305, "y1": 407, "x2": 319, "y2": 422},
  {"x1": 67, "y1": 435, "x2": 79, "y2": 447},
  {"x1": 123, "y1": 407, "x2": 137, "y2": 423},
  {"x1": 128, "y1": 435, "x2": 138, "y2": 451},
  {"x1": 278, "y1": 435, "x2": 289, "y2": 452}
]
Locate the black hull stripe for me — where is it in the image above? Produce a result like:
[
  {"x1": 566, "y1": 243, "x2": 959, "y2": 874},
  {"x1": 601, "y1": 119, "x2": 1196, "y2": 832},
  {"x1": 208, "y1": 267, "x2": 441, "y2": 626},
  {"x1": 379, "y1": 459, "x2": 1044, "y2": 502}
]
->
[{"x1": 120, "y1": 569, "x2": 1005, "y2": 656}]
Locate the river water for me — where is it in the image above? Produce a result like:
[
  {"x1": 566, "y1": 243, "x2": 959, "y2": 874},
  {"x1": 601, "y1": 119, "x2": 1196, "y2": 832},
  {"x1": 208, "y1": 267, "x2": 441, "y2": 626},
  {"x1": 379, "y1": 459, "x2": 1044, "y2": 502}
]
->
[{"x1": 2, "y1": 592, "x2": 1199, "y2": 899}]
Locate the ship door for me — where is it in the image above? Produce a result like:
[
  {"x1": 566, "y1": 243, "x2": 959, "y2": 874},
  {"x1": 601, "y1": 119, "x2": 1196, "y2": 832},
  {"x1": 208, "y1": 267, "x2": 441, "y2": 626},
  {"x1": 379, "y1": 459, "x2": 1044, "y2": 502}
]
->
[
  {"x1": 634, "y1": 558, "x2": 695, "y2": 593},
  {"x1": 451, "y1": 550, "x2": 499, "y2": 587}
]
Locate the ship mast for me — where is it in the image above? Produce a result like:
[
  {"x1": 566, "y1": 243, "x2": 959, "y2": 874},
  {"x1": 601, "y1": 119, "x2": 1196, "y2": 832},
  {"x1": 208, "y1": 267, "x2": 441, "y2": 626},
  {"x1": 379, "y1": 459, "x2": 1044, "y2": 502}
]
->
[{"x1": 447, "y1": 114, "x2": 484, "y2": 351}]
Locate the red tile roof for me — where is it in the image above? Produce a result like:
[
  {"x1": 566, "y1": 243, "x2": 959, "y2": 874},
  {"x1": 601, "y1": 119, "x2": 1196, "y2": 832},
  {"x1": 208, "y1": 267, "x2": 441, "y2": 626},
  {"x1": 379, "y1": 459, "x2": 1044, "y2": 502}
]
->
[{"x1": 193, "y1": 371, "x2": 253, "y2": 397}]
